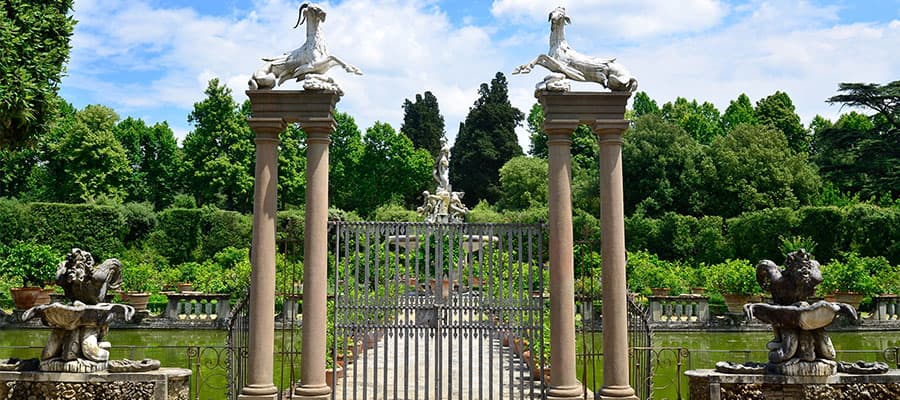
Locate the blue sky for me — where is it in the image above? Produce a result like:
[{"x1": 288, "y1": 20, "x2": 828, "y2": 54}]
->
[{"x1": 59, "y1": 0, "x2": 900, "y2": 146}]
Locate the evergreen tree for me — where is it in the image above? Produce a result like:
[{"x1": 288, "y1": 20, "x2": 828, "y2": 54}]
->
[
  {"x1": 181, "y1": 79, "x2": 255, "y2": 212},
  {"x1": 827, "y1": 81, "x2": 899, "y2": 130},
  {"x1": 721, "y1": 93, "x2": 757, "y2": 132},
  {"x1": 755, "y1": 91, "x2": 809, "y2": 153},
  {"x1": 450, "y1": 72, "x2": 524, "y2": 206},
  {"x1": 401, "y1": 91, "x2": 445, "y2": 159},
  {"x1": 0, "y1": 0, "x2": 75, "y2": 147}
]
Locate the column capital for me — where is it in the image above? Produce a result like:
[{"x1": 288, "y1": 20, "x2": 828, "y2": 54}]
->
[{"x1": 247, "y1": 117, "x2": 287, "y2": 135}]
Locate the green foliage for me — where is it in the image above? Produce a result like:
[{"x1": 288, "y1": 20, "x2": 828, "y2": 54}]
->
[
  {"x1": 401, "y1": 91, "x2": 446, "y2": 159},
  {"x1": 623, "y1": 114, "x2": 710, "y2": 216},
  {"x1": 26, "y1": 202, "x2": 126, "y2": 260},
  {"x1": 0, "y1": 241, "x2": 59, "y2": 287},
  {"x1": 120, "y1": 202, "x2": 157, "y2": 244},
  {"x1": 827, "y1": 81, "x2": 900, "y2": 131},
  {"x1": 843, "y1": 204, "x2": 900, "y2": 264},
  {"x1": 632, "y1": 91, "x2": 659, "y2": 117},
  {"x1": 113, "y1": 117, "x2": 182, "y2": 208},
  {"x1": 721, "y1": 93, "x2": 757, "y2": 133},
  {"x1": 0, "y1": 0, "x2": 75, "y2": 147},
  {"x1": 0, "y1": 197, "x2": 26, "y2": 244},
  {"x1": 193, "y1": 247, "x2": 251, "y2": 295},
  {"x1": 277, "y1": 123, "x2": 307, "y2": 208},
  {"x1": 624, "y1": 212, "x2": 730, "y2": 265},
  {"x1": 660, "y1": 97, "x2": 723, "y2": 144},
  {"x1": 755, "y1": 91, "x2": 809, "y2": 153},
  {"x1": 707, "y1": 259, "x2": 760, "y2": 295},
  {"x1": 706, "y1": 123, "x2": 821, "y2": 217},
  {"x1": 466, "y1": 200, "x2": 504, "y2": 223},
  {"x1": 818, "y1": 252, "x2": 881, "y2": 297},
  {"x1": 497, "y1": 156, "x2": 547, "y2": 211},
  {"x1": 795, "y1": 206, "x2": 845, "y2": 262},
  {"x1": 778, "y1": 235, "x2": 817, "y2": 257},
  {"x1": 727, "y1": 208, "x2": 798, "y2": 263},
  {"x1": 117, "y1": 246, "x2": 168, "y2": 292},
  {"x1": 148, "y1": 207, "x2": 251, "y2": 265},
  {"x1": 372, "y1": 202, "x2": 420, "y2": 222},
  {"x1": 182, "y1": 79, "x2": 254, "y2": 212},
  {"x1": 450, "y1": 72, "x2": 524, "y2": 206},
  {"x1": 345, "y1": 121, "x2": 432, "y2": 216},
  {"x1": 626, "y1": 251, "x2": 689, "y2": 295},
  {"x1": 329, "y1": 112, "x2": 364, "y2": 211}
]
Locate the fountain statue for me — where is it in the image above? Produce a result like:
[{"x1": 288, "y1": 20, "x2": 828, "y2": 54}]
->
[
  {"x1": 713, "y1": 250, "x2": 889, "y2": 376},
  {"x1": 8, "y1": 249, "x2": 160, "y2": 373},
  {"x1": 417, "y1": 138, "x2": 468, "y2": 223}
]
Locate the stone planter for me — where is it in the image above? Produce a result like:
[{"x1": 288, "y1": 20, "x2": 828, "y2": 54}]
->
[
  {"x1": 10, "y1": 287, "x2": 43, "y2": 310},
  {"x1": 691, "y1": 287, "x2": 706, "y2": 295},
  {"x1": 176, "y1": 283, "x2": 193, "y2": 293},
  {"x1": 127, "y1": 292, "x2": 151, "y2": 311},
  {"x1": 651, "y1": 287, "x2": 670, "y2": 297},
  {"x1": 722, "y1": 293, "x2": 751, "y2": 314},
  {"x1": 833, "y1": 291, "x2": 864, "y2": 309}
]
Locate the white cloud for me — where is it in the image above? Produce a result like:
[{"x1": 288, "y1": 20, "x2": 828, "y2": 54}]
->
[{"x1": 491, "y1": 0, "x2": 728, "y2": 39}]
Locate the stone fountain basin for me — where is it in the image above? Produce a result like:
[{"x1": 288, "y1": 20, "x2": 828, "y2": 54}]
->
[
  {"x1": 23, "y1": 302, "x2": 135, "y2": 329},
  {"x1": 745, "y1": 300, "x2": 857, "y2": 330}
]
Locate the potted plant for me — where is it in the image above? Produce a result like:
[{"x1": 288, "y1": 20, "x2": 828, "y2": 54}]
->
[
  {"x1": 121, "y1": 261, "x2": 156, "y2": 311},
  {"x1": 708, "y1": 259, "x2": 760, "y2": 313},
  {"x1": 818, "y1": 252, "x2": 879, "y2": 310},
  {"x1": 0, "y1": 242, "x2": 59, "y2": 310}
]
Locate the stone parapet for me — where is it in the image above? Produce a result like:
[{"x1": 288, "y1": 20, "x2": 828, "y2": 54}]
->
[
  {"x1": 686, "y1": 369, "x2": 900, "y2": 400},
  {"x1": 0, "y1": 368, "x2": 191, "y2": 400}
]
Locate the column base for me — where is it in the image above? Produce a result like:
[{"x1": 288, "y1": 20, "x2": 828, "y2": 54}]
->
[
  {"x1": 547, "y1": 383, "x2": 584, "y2": 400},
  {"x1": 238, "y1": 383, "x2": 278, "y2": 400},
  {"x1": 293, "y1": 383, "x2": 331, "y2": 400},
  {"x1": 597, "y1": 384, "x2": 639, "y2": 400}
]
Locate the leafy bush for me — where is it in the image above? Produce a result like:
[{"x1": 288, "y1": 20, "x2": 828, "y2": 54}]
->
[
  {"x1": 199, "y1": 208, "x2": 251, "y2": 260},
  {"x1": 120, "y1": 202, "x2": 157, "y2": 244},
  {"x1": 818, "y1": 252, "x2": 881, "y2": 296},
  {"x1": 118, "y1": 246, "x2": 169, "y2": 293},
  {"x1": 727, "y1": 208, "x2": 798, "y2": 263},
  {"x1": 467, "y1": 200, "x2": 504, "y2": 223},
  {"x1": 626, "y1": 251, "x2": 688, "y2": 295},
  {"x1": 0, "y1": 242, "x2": 60, "y2": 287},
  {"x1": 795, "y1": 206, "x2": 846, "y2": 263},
  {"x1": 706, "y1": 259, "x2": 761, "y2": 295},
  {"x1": 147, "y1": 208, "x2": 203, "y2": 265},
  {"x1": 843, "y1": 204, "x2": 900, "y2": 265},
  {"x1": 0, "y1": 198, "x2": 26, "y2": 245},
  {"x1": 26, "y1": 202, "x2": 127, "y2": 260},
  {"x1": 373, "y1": 203, "x2": 419, "y2": 222}
]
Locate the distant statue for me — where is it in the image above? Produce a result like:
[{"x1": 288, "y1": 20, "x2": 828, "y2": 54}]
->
[
  {"x1": 418, "y1": 139, "x2": 468, "y2": 223},
  {"x1": 248, "y1": 3, "x2": 362, "y2": 93},
  {"x1": 513, "y1": 6, "x2": 637, "y2": 93}
]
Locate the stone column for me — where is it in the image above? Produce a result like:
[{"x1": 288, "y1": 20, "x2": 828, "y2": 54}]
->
[
  {"x1": 544, "y1": 121, "x2": 583, "y2": 400},
  {"x1": 595, "y1": 118, "x2": 637, "y2": 400},
  {"x1": 240, "y1": 117, "x2": 286, "y2": 400},
  {"x1": 539, "y1": 91, "x2": 635, "y2": 400},
  {"x1": 245, "y1": 90, "x2": 340, "y2": 400},
  {"x1": 293, "y1": 120, "x2": 334, "y2": 400}
]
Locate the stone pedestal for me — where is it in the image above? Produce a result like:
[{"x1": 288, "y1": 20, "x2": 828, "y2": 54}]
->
[
  {"x1": 538, "y1": 91, "x2": 633, "y2": 400},
  {"x1": 0, "y1": 368, "x2": 191, "y2": 400},
  {"x1": 245, "y1": 90, "x2": 340, "y2": 400},
  {"x1": 686, "y1": 369, "x2": 900, "y2": 400}
]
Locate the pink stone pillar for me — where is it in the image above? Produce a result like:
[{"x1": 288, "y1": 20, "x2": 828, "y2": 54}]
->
[
  {"x1": 595, "y1": 120, "x2": 637, "y2": 400},
  {"x1": 294, "y1": 122, "x2": 334, "y2": 400},
  {"x1": 545, "y1": 123, "x2": 584, "y2": 400},
  {"x1": 240, "y1": 117, "x2": 286, "y2": 400}
]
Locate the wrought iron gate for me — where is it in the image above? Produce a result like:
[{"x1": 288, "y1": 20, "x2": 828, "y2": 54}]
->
[{"x1": 330, "y1": 222, "x2": 547, "y2": 400}]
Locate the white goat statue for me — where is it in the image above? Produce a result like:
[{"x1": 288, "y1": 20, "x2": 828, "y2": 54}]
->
[
  {"x1": 248, "y1": 3, "x2": 362, "y2": 93},
  {"x1": 513, "y1": 6, "x2": 637, "y2": 93}
]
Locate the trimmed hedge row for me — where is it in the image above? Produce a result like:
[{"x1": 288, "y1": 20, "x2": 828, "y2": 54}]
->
[{"x1": 625, "y1": 205, "x2": 900, "y2": 265}]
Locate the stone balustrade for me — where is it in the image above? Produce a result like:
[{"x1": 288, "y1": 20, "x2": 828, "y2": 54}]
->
[
  {"x1": 648, "y1": 295, "x2": 709, "y2": 324},
  {"x1": 164, "y1": 293, "x2": 231, "y2": 324},
  {"x1": 874, "y1": 295, "x2": 900, "y2": 321}
]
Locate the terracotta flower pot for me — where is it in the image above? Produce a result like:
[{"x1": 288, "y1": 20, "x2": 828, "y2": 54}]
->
[
  {"x1": 722, "y1": 293, "x2": 752, "y2": 314},
  {"x1": 650, "y1": 288, "x2": 670, "y2": 297},
  {"x1": 127, "y1": 292, "x2": 150, "y2": 311},
  {"x1": 176, "y1": 283, "x2": 193, "y2": 293},
  {"x1": 325, "y1": 366, "x2": 344, "y2": 388},
  {"x1": 833, "y1": 291, "x2": 864, "y2": 310},
  {"x1": 10, "y1": 287, "x2": 43, "y2": 310}
]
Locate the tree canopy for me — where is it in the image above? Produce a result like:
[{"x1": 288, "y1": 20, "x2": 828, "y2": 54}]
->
[
  {"x1": 0, "y1": 0, "x2": 75, "y2": 148},
  {"x1": 401, "y1": 91, "x2": 445, "y2": 159},
  {"x1": 450, "y1": 72, "x2": 524, "y2": 206}
]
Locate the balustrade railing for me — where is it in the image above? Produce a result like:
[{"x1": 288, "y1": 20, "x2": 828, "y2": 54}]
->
[
  {"x1": 164, "y1": 293, "x2": 231, "y2": 325},
  {"x1": 874, "y1": 295, "x2": 900, "y2": 320},
  {"x1": 648, "y1": 295, "x2": 709, "y2": 324}
]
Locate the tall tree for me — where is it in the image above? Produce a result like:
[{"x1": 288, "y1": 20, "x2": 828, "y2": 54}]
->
[
  {"x1": 401, "y1": 91, "x2": 445, "y2": 159},
  {"x1": 755, "y1": 91, "x2": 809, "y2": 153},
  {"x1": 114, "y1": 117, "x2": 182, "y2": 208},
  {"x1": 721, "y1": 93, "x2": 757, "y2": 132},
  {"x1": 0, "y1": 0, "x2": 75, "y2": 147},
  {"x1": 527, "y1": 103, "x2": 599, "y2": 172},
  {"x1": 827, "y1": 81, "x2": 900, "y2": 130},
  {"x1": 660, "y1": 97, "x2": 723, "y2": 144},
  {"x1": 329, "y1": 111, "x2": 364, "y2": 211},
  {"x1": 349, "y1": 122, "x2": 432, "y2": 216},
  {"x1": 497, "y1": 156, "x2": 548, "y2": 211},
  {"x1": 450, "y1": 72, "x2": 524, "y2": 206},
  {"x1": 181, "y1": 79, "x2": 255, "y2": 212},
  {"x1": 706, "y1": 123, "x2": 821, "y2": 217},
  {"x1": 632, "y1": 91, "x2": 660, "y2": 117}
]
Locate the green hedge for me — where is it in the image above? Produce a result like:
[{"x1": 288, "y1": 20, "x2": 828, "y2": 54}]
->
[
  {"x1": 0, "y1": 198, "x2": 26, "y2": 244},
  {"x1": 149, "y1": 207, "x2": 252, "y2": 265},
  {"x1": 25, "y1": 203, "x2": 127, "y2": 261}
]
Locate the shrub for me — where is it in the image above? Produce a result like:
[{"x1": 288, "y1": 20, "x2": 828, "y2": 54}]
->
[
  {"x1": 373, "y1": 203, "x2": 420, "y2": 222},
  {"x1": 626, "y1": 251, "x2": 688, "y2": 295},
  {"x1": 0, "y1": 198, "x2": 26, "y2": 244},
  {"x1": 0, "y1": 242, "x2": 60, "y2": 287},
  {"x1": 120, "y1": 202, "x2": 157, "y2": 245},
  {"x1": 795, "y1": 206, "x2": 846, "y2": 263},
  {"x1": 148, "y1": 208, "x2": 203, "y2": 265},
  {"x1": 818, "y1": 252, "x2": 881, "y2": 297},
  {"x1": 843, "y1": 204, "x2": 900, "y2": 265},
  {"x1": 727, "y1": 208, "x2": 798, "y2": 263},
  {"x1": 199, "y1": 208, "x2": 251, "y2": 260},
  {"x1": 467, "y1": 200, "x2": 504, "y2": 223},
  {"x1": 25, "y1": 202, "x2": 127, "y2": 260},
  {"x1": 707, "y1": 259, "x2": 761, "y2": 295}
]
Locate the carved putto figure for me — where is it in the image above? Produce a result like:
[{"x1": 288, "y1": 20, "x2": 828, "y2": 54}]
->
[
  {"x1": 417, "y1": 138, "x2": 468, "y2": 223},
  {"x1": 716, "y1": 250, "x2": 888, "y2": 376},
  {"x1": 513, "y1": 6, "x2": 637, "y2": 93},
  {"x1": 248, "y1": 3, "x2": 362, "y2": 94}
]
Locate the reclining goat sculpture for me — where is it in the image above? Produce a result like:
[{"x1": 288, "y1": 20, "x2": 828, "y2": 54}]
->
[
  {"x1": 249, "y1": 3, "x2": 362, "y2": 92},
  {"x1": 513, "y1": 6, "x2": 637, "y2": 93}
]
